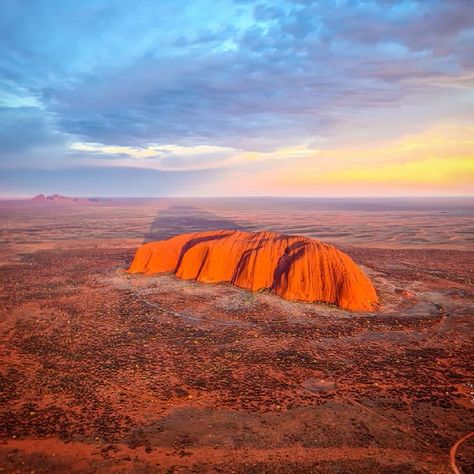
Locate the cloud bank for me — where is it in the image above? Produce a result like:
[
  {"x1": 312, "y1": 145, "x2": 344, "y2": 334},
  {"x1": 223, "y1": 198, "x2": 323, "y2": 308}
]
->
[{"x1": 0, "y1": 0, "x2": 472, "y2": 195}]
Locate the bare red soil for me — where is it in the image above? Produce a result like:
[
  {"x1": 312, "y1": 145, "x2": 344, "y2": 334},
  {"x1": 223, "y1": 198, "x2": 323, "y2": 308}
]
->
[
  {"x1": 0, "y1": 198, "x2": 473, "y2": 473},
  {"x1": 129, "y1": 230, "x2": 379, "y2": 311}
]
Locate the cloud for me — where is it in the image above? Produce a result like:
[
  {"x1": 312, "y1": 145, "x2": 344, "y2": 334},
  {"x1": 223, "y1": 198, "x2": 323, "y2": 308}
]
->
[
  {"x1": 0, "y1": 106, "x2": 62, "y2": 154},
  {"x1": 69, "y1": 141, "x2": 240, "y2": 170},
  {"x1": 1, "y1": 0, "x2": 467, "y2": 153},
  {"x1": 68, "y1": 140, "x2": 317, "y2": 171},
  {"x1": 239, "y1": 124, "x2": 474, "y2": 195},
  {"x1": 70, "y1": 142, "x2": 236, "y2": 159},
  {"x1": 0, "y1": 1, "x2": 472, "y2": 195}
]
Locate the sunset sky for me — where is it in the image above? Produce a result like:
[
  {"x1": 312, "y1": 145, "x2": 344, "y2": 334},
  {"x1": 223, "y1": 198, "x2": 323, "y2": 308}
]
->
[{"x1": 0, "y1": 0, "x2": 473, "y2": 197}]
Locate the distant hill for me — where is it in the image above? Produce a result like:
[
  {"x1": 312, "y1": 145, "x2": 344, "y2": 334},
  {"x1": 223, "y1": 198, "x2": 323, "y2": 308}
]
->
[{"x1": 31, "y1": 194, "x2": 95, "y2": 203}]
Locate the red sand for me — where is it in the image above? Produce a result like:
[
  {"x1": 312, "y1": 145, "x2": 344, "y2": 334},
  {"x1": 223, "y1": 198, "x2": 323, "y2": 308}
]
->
[
  {"x1": 128, "y1": 230, "x2": 379, "y2": 311},
  {"x1": 1, "y1": 199, "x2": 473, "y2": 473}
]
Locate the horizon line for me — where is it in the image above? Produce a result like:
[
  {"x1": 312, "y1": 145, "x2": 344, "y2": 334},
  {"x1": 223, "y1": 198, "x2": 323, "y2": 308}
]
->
[{"x1": 1, "y1": 194, "x2": 473, "y2": 201}]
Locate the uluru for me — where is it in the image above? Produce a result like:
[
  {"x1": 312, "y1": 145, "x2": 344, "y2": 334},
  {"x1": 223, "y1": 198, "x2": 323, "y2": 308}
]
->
[{"x1": 128, "y1": 230, "x2": 379, "y2": 311}]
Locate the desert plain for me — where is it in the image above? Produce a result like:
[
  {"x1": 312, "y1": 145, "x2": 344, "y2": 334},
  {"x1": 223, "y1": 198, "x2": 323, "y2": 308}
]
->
[{"x1": 0, "y1": 197, "x2": 473, "y2": 473}]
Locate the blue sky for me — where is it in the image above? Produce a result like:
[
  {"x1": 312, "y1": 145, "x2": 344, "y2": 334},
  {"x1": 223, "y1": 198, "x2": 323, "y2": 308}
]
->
[{"x1": 0, "y1": 0, "x2": 473, "y2": 197}]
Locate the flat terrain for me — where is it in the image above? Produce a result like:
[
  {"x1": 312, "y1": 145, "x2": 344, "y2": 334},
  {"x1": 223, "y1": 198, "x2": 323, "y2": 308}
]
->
[{"x1": 0, "y1": 197, "x2": 473, "y2": 473}]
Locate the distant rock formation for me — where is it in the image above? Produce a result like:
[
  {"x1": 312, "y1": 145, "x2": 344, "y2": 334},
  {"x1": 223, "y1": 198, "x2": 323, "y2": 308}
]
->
[
  {"x1": 128, "y1": 230, "x2": 379, "y2": 311},
  {"x1": 31, "y1": 194, "x2": 93, "y2": 203}
]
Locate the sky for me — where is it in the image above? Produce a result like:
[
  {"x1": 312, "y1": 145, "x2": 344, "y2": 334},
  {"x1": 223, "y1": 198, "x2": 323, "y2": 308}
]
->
[{"x1": 0, "y1": 0, "x2": 473, "y2": 197}]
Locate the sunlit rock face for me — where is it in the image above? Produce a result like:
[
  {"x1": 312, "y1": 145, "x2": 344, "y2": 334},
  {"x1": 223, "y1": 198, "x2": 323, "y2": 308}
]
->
[{"x1": 128, "y1": 230, "x2": 379, "y2": 312}]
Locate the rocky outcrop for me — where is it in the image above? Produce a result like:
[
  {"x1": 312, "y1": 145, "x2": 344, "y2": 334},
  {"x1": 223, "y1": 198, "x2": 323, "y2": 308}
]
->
[
  {"x1": 128, "y1": 230, "x2": 379, "y2": 311},
  {"x1": 31, "y1": 194, "x2": 93, "y2": 203}
]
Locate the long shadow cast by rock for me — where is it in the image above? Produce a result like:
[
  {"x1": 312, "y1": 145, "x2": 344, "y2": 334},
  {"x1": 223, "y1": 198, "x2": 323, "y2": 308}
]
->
[{"x1": 143, "y1": 205, "x2": 252, "y2": 243}]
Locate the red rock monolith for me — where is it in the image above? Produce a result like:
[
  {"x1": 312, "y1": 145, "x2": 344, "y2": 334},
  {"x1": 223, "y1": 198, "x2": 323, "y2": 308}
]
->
[{"x1": 128, "y1": 230, "x2": 379, "y2": 311}]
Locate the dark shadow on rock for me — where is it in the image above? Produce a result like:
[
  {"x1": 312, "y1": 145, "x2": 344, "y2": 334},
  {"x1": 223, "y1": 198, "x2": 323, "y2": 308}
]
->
[
  {"x1": 272, "y1": 241, "x2": 307, "y2": 288},
  {"x1": 144, "y1": 205, "x2": 252, "y2": 243},
  {"x1": 175, "y1": 232, "x2": 232, "y2": 270}
]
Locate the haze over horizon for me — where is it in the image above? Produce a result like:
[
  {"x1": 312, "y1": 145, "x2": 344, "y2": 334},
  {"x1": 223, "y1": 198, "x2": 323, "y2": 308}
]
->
[{"x1": 1, "y1": 0, "x2": 473, "y2": 198}]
